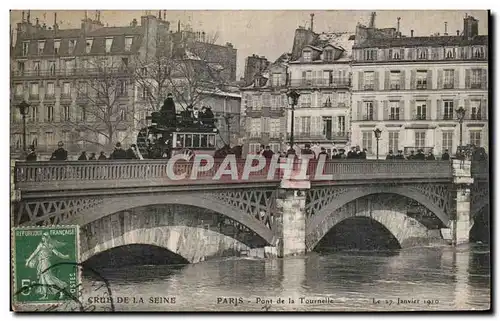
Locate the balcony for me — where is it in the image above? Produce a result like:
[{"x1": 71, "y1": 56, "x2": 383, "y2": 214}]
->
[
  {"x1": 416, "y1": 83, "x2": 427, "y2": 90},
  {"x1": 467, "y1": 113, "x2": 485, "y2": 121},
  {"x1": 289, "y1": 77, "x2": 350, "y2": 88},
  {"x1": 360, "y1": 115, "x2": 374, "y2": 121},
  {"x1": 11, "y1": 67, "x2": 133, "y2": 79},
  {"x1": 28, "y1": 94, "x2": 39, "y2": 101},
  {"x1": 443, "y1": 83, "x2": 454, "y2": 89},
  {"x1": 442, "y1": 114, "x2": 454, "y2": 120},
  {"x1": 286, "y1": 131, "x2": 349, "y2": 142},
  {"x1": 387, "y1": 114, "x2": 400, "y2": 121},
  {"x1": 363, "y1": 84, "x2": 375, "y2": 91},
  {"x1": 44, "y1": 94, "x2": 56, "y2": 100},
  {"x1": 470, "y1": 83, "x2": 482, "y2": 89},
  {"x1": 390, "y1": 84, "x2": 401, "y2": 90},
  {"x1": 412, "y1": 115, "x2": 427, "y2": 121}
]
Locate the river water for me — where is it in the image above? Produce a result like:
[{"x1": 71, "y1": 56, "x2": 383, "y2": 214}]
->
[{"x1": 81, "y1": 244, "x2": 490, "y2": 312}]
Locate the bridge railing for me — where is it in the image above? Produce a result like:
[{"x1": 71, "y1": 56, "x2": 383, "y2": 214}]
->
[{"x1": 14, "y1": 159, "x2": 454, "y2": 191}]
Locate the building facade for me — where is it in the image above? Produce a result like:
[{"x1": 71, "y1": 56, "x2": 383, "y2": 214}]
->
[
  {"x1": 351, "y1": 15, "x2": 488, "y2": 158},
  {"x1": 287, "y1": 31, "x2": 354, "y2": 154}
]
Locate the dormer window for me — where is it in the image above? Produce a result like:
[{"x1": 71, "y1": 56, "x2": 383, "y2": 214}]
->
[
  {"x1": 392, "y1": 49, "x2": 401, "y2": 60},
  {"x1": 417, "y1": 48, "x2": 428, "y2": 59},
  {"x1": 303, "y1": 50, "x2": 312, "y2": 62},
  {"x1": 54, "y1": 39, "x2": 61, "y2": 54},
  {"x1": 363, "y1": 49, "x2": 377, "y2": 61},
  {"x1": 473, "y1": 46, "x2": 485, "y2": 59},
  {"x1": 324, "y1": 50, "x2": 333, "y2": 62},
  {"x1": 22, "y1": 41, "x2": 29, "y2": 56},
  {"x1": 445, "y1": 47, "x2": 456, "y2": 59},
  {"x1": 38, "y1": 41, "x2": 45, "y2": 55},
  {"x1": 86, "y1": 38, "x2": 93, "y2": 54},
  {"x1": 105, "y1": 38, "x2": 113, "y2": 53},
  {"x1": 68, "y1": 39, "x2": 76, "y2": 54},
  {"x1": 125, "y1": 37, "x2": 133, "y2": 51}
]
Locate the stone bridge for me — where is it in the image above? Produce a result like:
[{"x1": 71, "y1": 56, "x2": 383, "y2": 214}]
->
[{"x1": 11, "y1": 159, "x2": 489, "y2": 263}]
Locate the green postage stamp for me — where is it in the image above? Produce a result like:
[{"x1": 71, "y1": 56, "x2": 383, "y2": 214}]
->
[{"x1": 12, "y1": 226, "x2": 80, "y2": 304}]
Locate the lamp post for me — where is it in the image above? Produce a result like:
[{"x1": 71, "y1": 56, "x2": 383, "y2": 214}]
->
[
  {"x1": 373, "y1": 128, "x2": 382, "y2": 160},
  {"x1": 286, "y1": 89, "x2": 300, "y2": 149},
  {"x1": 456, "y1": 106, "x2": 466, "y2": 156},
  {"x1": 223, "y1": 113, "x2": 233, "y2": 145},
  {"x1": 17, "y1": 100, "x2": 30, "y2": 153}
]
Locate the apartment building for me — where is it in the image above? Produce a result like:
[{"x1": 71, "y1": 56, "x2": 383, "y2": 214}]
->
[
  {"x1": 288, "y1": 30, "x2": 354, "y2": 154},
  {"x1": 351, "y1": 15, "x2": 488, "y2": 158},
  {"x1": 240, "y1": 54, "x2": 289, "y2": 154}
]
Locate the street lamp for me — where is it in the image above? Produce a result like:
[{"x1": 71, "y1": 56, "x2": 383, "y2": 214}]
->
[
  {"x1": 223, "y1": 113, "x2": 233, "y2": 145},
  {"x1": 373, "y1": 128, "x2": 382, "y2": 160},
  {"x1": 17, "y1": 100, "x2": 30, "y2": 153},
  {"x1": 456, "y1": 106, "x2": 466, "y2": 156},
  {"x1": 287, "y1": 89, "x2": 300, "y2": 149}
]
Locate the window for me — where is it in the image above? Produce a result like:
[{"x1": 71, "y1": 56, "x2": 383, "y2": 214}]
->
[
  {"x1": 249, "y1": 143, "x2": 261, "y2": 154},
  {"x1": 444, "y1": 69, "x2": 454, "y2": 88},
  {"x1": 120, "y1": 107, "x2": 127, "y2": 121},
  {"x1": 272, "y1": 73, "x2": 282, "y2": 87},
  {"x1": 300, "y1": 116, "x2": 311, "y2": 134},
  {"x1": 300, "y1": 94, "x2": 311, "y2": 108},
  {"x1": 262, "y1": 94, "x2": 271, "y2": 107},
  {"x1": 15, "y1": 84, "x2": 23, "y2": 97},
  {"x1": 29, "y1": 132, "x2": 38, "y2": 147},
  {"x1": 389, "y1": 101, "x2": 400, "y2": 120},
  {"x1": 78, "y1": 81, "x2": 88, "y2": 96},
  {"x1": 392, "y1": 49, "x2": 401, "y2": 60},
  {"x1": 445, "y1": 48, "x2": 455, "y2": 59},
  {"x1": 390, "y1": 71, "x2": 401, "y2": 90},
  {"x1": 121, "y1": 57, "x2": 129, "y2": 69},
  {"x1": 337, "y1": 116, "x2": 346, "y2": 135},
  {"x1": 269, "y1": 119, "x2": 281, "y2": 138},
  {"x1": 86, "y1": 38, "x2": 93, "y2": 54},
  {"x1": 13, "y1": 134, "x2": 22, "y2": 149},
  {"x1": 45, "y1": 106, "x2": 54, "y2": 122},
  {"x1": 323, "y1": 92, "x2": 333, "y2": 107},
  {"x1": 363, "y1": 49, "x2": 376, "y2": 61},
  {"x1": 417, "y1": 48, "x2": 428, "y2": 59},
  {"x1": 324, "y1": 50, "x2": 334, "y2": 61},
  {"x1": 469, "y1": 130, "x2": 481, "y2": 147},
  {"x1": 303, "y1": 51, "x2": 312, "y2": 62},
  {"x1": 49, "y1": 61, "x2": 56, "y2": 75},
  {"x1": 54, "y1": 40, "x2": 61, "y2": 54},
  {"x1": 338, "y1": 92, "x2": 346, "y2": 104},
  {"x1": 271, "y1": 95, "x2": 279, "y2": 110},
  {"x1": 252, "y1": 95, "x2": 261, "y2": 110},
  {"x1": 33, "y1": 61, "x2": 40, "y2": 75},
  {"x1": 38, "y1": 41, "x2": 45, "y2": 55},
  {"x1": 363, "y1": 101, "x2": 374, "y2": 120},
  {"x1": 323, "y1": 116, "x2": 332, "y2": 139},
  {"x1": 473, "y1": 47, "x2": 485, "y2": 59},
  {"x1": 416, "y1": 70, "x2": 427, "y2": 89},
  {"x1": 46, "y1": 82, "x2": 55, "y2": 97},
  {"x1": 364, "y1": 71, "x2": 374, "y2": 90},
  {"x1": 45, "y1": 132, "x2": 55, "y2": 147},
  {"x1": 302, "y1": 70, "x2": 312, "y2": 85},
  {"x1": 79, "y1": 106, "x2": 86, "y2": 122},
  {"x1": 442, "y1": 132, "x2": 453, "y2": 153},
  {"x1": 269, "y1": 143, "x2": 281, "y2": 153},
  {"x1": 22, "y1": 41, "x2": 29, "y2": 56},
  {"x1": 250, "y1": 118, "x2": 261, "y2": 137},
  {"x1": 63, "y1": 105, "x2": 70, "y2": 121},
  {"x1": 443, "y1": 100, "x2": 454, "y2": 120},
  {"x1": 140, "y1": 86, "x2": 148, "y2": 100},
  {"x1": 63, "y1": 82, "x2": 71, "y2": 97},
  {"x1": 29, "y1": 106, "x2": 38, "y2": 122},
  {"x1": 68, "y1": 39, "x2": 76, "y2": 54},
  {"x1": 118, "y1": 80, "x2": 128, "y2": 96},
  {"x1": 471, "y1": 69, "x2": 482, "y2": 88},
  {"x1": 105, "y1": 38, "x2": 113, "y2": 53},
  {"x1": 388, "y1": 132, "x2": 399, "y2": 153},
  {"x1": 471, "y1": 100, "x2": 482, "y2": 120},
  {"x1": 125, "y1": 37, "x2": 133, "y2": 51},
  {"x1": 416, "y1": 101, "x2": 427, "y2": 120},
  {"x1": 362, "y1": 132, "x2": 373, "y2": 154},
  {"x1": 30, "y1": 83, "x2": 39, "y2": 97},
  {"x1": 17, "y1": 61, "x2": 25, "y2": 75},
  {"x1": 415, "y1": 131, "x2": 426, "y2": 149}
]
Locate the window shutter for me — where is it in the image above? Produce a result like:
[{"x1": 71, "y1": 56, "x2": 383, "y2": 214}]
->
[
  {"x1": 311, "y1": 116, "x2": 317, "y2": 134},
  {"x1": 426, "y1": 70, "x2": 433, "y2": 89},
  {"x1": 454, "y1": 99, "x2": 459, "y2": 117},
  {"x1": 481, "y1": 69, "x2": 488, "y2": 89},
  {"x1": 384, "y1": 70, "x2": 390, "y2": 90},
  {"x1": 383, "y1": 100, "x2": 389, "y2": 120},
  {"x1": 426, "y1": 100, "x2": 432, "y2": 120},
  {"x1": 400, "y1": 70, "x2": 406, "y2": 89},
  {"x1": 400, "y1": 48, "x2": 405, "y2": 59},
  {"x1": 409, "y1": 48, "x2": 415, "y2": 60},
  {"x1": 373, "y1": 100, "x2": 379, "y2": 120},
  {"x1": 437, "y1": 69, "x2": 443, "y2": 89},
  {"x1": 388, "y1": 49, "x2": 393, "y2": 60},
  {"x1": 436, "y1": 99, "x2": 442, "y2": 120},
  {"x1": 373, "y1": 71, "x2": 379, "y2": 90},
  {"x1": 358, "y1": 71, "x2": 364, "y2": 90},
  {"x1": 373, "y1": 50, "x2": 378, "y2": 61},
  {"x1": 464, "y1": 99, "x2": 470, "y2": 116},
  {"x1": 400, "y1": 100, "x2": 405, "y2": 120},
  {"x1": 294, "y1": 116, "x2": 299, "y2": 133},
  {"x1": 316, "y1": 116, "x2": 322, "y2": 135},
  {"x1": 410, "y1": 100, "x2": 416, "y2": 120},
  {"x1": 357, "y1": 101, "x2": 362, "y2": 120},
  {"x1": 465, "y1": 69, "x2": 471, "y2": 89},
  {"x1": 481, "y1": 99, "x2": 487, "y2": 120},
  {"x1": 410, "y1": 70, "x2": 416, "y2": 89},
  {"x1": 454, "y1": 69, "x2": 460, "y2": 89}
]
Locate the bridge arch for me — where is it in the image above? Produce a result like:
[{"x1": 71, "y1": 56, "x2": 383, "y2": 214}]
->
[
  {"x1": 306, "y1": 190, "x2": 446, "y2": 251},
  {"x1": 66, "y1": 193, "x2": 274, "y2": 245}
]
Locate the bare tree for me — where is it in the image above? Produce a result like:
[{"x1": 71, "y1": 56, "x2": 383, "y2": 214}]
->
[{"x1": 72, "y1": 56, "x2": 135, "y2": 151}]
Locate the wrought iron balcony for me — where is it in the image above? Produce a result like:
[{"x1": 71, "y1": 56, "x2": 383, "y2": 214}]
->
[{"x1": 289, "y1": 78, "x2": 350, "y2": 88}]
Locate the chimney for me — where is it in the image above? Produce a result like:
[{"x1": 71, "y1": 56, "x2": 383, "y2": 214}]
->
[
  {"x1": 457, "y1": 30, "x2": 460, "y2": 36},
  {"x1": 35, "y1": 18, "x2": 39, "y2": 26},
  {"x1": 369, "y1": 12, "x2": 376, "y2": 28},
  {"x1": 310, "y1": 13, "x2": 314, "y2": 32},
  {"x1": 85, "y1": 10, "x2": 87, "y2": 20},
  {"x1": 178, "y1": 20, "x2": 180, "y2": 32},
  {"x1": 27, "y1": 10, "x2": 30, "y2": 23},
  {"x1": 444, "y1": 22, "x2": 448, "y2": 35},
  {"x1": 397, "y1": 17, "x2": 401, "y2": 36},
  {"x1": 22, "y1": 11, "x2": 25, "y2": 22},
  {"x1": 411, "y1": 29, "x2": 414, "y2": 37},
  {"x1": 202, "y1": 31, "x2": 205, "y2": 42},
  {"x1": 163, "y1": 10, "x2": 166, "y2": 21},
  {"x1": 463, "y1": 15, "x2": 479, "y2": 38},
  {"x1": 97, "y1": 10, "x2": 101, "y2": 22},
  {"x1": 53, "y1": 12, "x2": 58, "y2": 30}
]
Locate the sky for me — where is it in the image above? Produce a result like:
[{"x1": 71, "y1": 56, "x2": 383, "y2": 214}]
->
[{"x1": 10, "y1": 10, "x2": 489, "y2": 79}]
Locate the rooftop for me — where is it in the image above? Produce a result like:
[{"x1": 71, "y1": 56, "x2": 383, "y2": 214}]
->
[{"x1": 353, "y1": 34, "x2": 488, "y2": 49}]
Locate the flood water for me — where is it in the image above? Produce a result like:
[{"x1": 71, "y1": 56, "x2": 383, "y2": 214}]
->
[{"x1": 81, "y1": 244, "x2": 490, "y2": 311}]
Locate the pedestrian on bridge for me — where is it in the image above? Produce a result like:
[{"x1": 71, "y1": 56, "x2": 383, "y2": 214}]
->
[
  {"x1": 395, "y1": 150, "x2": 405, "y2": 160},
  {"x1": 78, "y1": 151, "x2": 88, "y2": 161},
  {"x1": 126, "y1": 144, "x2": 138, "y2": 159},
  {"x1": 88, "y1": 153, "x2": 97, "y2": 160},
  {"x1": 50, "y1": 141, "x2": 68, "y2": 161},
  {"x1": 26, "y1": 145, "x2": 37, "y2": 161},
  {"x1": 98, "y1": 151, "x2": 107, "y2": 160},
  {"x1": 110, "y1": 142, "x2": 127, "y2": 160},
  {"x1": 426, "y1": 151, "x2": 436, "y2": 160},
  {"x1": 441, "y1": 149, "x2": 450, "y2": 161}
]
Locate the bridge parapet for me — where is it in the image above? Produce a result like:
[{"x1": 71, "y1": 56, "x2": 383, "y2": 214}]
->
[{"x1": 14, "y1": 160, "x2": 454, "y2": 192}]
